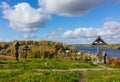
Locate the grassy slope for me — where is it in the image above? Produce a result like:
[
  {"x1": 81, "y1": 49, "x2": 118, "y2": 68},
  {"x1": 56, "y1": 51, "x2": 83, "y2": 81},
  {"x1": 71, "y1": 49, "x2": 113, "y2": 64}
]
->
[
  {"x1": 0, "y1": 59, "x2": 120, "y2": 82},
  {"x1": 85, "y1": 70, "x2": 120, "y2": 82},
  {"x1": 0, "y1": 70, "x2": 81, "y2": 82},
  {"x1": 0, "y1": 59, "x2": 99, "y2": 70}
]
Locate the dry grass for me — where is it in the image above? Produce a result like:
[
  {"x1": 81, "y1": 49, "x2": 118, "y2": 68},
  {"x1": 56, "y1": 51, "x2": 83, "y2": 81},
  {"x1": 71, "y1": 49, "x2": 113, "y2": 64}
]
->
[{"x1": 0, "y1": 55, "x2": 14, "y2": 60}]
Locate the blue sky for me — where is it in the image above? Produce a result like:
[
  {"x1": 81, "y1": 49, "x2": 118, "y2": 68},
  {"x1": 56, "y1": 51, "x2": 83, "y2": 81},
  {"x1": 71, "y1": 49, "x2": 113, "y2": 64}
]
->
[{"x1": 0, "y1": 0, "x2": 120, "y2": 44}]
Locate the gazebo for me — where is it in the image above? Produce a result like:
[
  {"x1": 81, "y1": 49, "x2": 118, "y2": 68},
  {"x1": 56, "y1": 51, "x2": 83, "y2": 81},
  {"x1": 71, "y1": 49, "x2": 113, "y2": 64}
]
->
[{"x1": 92, "y1": 36, "x2": 107, "y2": 61}]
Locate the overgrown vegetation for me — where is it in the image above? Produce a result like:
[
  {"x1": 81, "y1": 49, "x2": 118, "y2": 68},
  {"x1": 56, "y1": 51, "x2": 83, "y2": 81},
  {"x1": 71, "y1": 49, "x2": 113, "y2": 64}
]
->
[
  {"x1": 0, "y1": 59, "x2": 99, "y2": 70},
  {"x1": 1, "y1": 40, "x2": 120, "y2": 67},
  {"x1": 107, "y1": 57, "x2": 120, "y2": 66},
  {"x1": 0, "y1": 40, "x2": 76, "y2": 59}
]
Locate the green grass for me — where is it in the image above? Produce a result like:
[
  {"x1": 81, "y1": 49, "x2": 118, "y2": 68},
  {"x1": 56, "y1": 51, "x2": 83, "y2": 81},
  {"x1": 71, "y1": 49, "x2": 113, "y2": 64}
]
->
[
  {"x1": 0, "y1": 59, "x2": 119, "y2": 82},
  {"x1": 85, "y1": 70, "x2": 120, "y2": 82},
  {"x1": 0, "y1": 59, "x2": 99, "y2": 70},
  {"x1": 1, "y1": 69, "x2": 120, "y2": 82},
  {"x1": 0, "y1": 69, "x2": 81, "y2": 82},
  {"x1": 0, "y1": 59, "x2": 98, "y2": 82},
  {"x1": 102, "y1": 64, "x2": 120, "y2": 69}
]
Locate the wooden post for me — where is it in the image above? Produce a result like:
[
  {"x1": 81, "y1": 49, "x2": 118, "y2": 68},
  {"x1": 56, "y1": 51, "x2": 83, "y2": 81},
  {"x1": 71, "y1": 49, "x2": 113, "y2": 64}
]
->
[
  {"x1": 97, "y1": 43, "x2": 100, "y2": 59},
  {"x1": 104, "y1": 52, "x2": 107, "y2": 64},
  {"x1": 14, "y1": 41, "x2": 20, "y2": 61}
]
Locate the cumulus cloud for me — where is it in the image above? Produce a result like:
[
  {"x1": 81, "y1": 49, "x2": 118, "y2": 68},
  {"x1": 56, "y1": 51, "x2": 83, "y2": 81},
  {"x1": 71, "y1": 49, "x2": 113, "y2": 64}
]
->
[
  {"x1": 39, "y1": 0, "x2": 120, "y2": 16},
  {"x1": 62, "y1": 21, "x2": 120, "y2": 43},
  {"x1": 43, "y1": 21, "x2": 120, "y2": 44},
  {"x1": 23, "y1": 34, "x2": 36, "y2": 39},
  {"x1": 45, "y1": 28, "x2": 63, "y2": 41},
  {"x1": 1, "y1": 2, "x2": 50, "y2": 32},
  {"x1": 62, "y1": 21, "x2": 120, "y2": 39}
]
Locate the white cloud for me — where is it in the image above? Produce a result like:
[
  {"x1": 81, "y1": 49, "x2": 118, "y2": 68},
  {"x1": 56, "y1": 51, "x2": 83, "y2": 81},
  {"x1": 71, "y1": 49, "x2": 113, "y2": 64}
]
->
[
  {"x1": 45, "y1": 28, "x2": 63, "y2": 41},
  {"x1": 43, "y1": 21, "x2": 120, "y2": 44},
  {"x1": 62, "y1": 21, "x2": 120, "y2": 44},
  {"x1": 23, "y1": 34, "x2": 36, "y2": 39},
  {"x1": 1, "y1": 2, "x2": 50, "y2": 32},
  {"x1": 105, "y1": 17, "x2": 113, "y2": 21},
  {"x1": 39, "y1": 0, "x2": 120, "y2": 16}
]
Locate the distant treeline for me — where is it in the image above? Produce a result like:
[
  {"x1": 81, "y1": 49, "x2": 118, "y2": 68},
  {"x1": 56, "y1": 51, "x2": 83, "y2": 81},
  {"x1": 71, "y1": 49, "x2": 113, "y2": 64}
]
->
[{"x1": 71, "y1": 44, "x2": 120, "y2": 49}]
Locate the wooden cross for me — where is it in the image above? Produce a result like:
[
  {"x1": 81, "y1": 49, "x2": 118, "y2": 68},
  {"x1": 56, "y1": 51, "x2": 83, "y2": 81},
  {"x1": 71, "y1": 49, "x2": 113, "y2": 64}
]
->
[
  {"x1": 14, "y1": 41, "x2": 20, "y2": 60},
  {"x1": 92, "y1": 36, "x2": 107, "y2": 63},
  {"x1": 23, "y1": 45, "x2": 30, "y2": 58}
]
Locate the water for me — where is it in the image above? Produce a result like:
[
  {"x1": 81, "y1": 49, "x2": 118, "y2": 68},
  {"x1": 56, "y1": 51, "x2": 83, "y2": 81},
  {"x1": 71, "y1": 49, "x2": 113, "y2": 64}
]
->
[{"x1": 76, "y1": 46, "x2": 120, "y2": 58}]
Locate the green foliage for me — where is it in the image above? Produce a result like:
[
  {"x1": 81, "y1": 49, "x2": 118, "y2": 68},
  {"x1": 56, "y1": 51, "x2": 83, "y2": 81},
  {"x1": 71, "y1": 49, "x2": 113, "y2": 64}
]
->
[
  {"x1": 0, "y1": 70, "x2": 80, "y2": 82},
  {"x1": 0, "y1": 42, "x2": 9, "y2": 49},
  {"x1": 85, "y1": 70, "x2": 120, "y2": 82}
]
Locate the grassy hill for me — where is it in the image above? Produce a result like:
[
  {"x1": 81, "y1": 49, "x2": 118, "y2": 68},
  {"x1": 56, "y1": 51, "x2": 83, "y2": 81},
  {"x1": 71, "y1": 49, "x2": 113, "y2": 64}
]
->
[
  {"x1": 0, "y1": 40, "x2": 120, "y2": 82},
  {"x1": 0, "y1": 40, "x2": 76, "y2": 59},
  {"x1": 0, "y1": 59, "x2": 120, "y2": 82}
]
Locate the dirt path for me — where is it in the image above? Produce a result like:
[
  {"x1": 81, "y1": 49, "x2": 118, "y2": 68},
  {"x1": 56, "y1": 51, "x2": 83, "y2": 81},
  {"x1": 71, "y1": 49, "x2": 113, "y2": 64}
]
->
[
  {"x1": 79, "y1": 71, "x2": 85, "y2": 82},
  {"x1": 0, "y1": 67, "x2": 118, "y2": 72},
  {"x1": 34, "y1": 68, "x2": 118, "y2": 72},
  {"x1": 99, "y1": 65, "x2": 117, "y2": 70},
  {"x1": 0, "y1": 65, "x2": 118, "y2": 72}
]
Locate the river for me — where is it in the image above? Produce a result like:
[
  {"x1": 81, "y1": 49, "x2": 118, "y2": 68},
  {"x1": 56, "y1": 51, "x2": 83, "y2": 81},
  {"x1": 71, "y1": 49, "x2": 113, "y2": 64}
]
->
[{"x1": 76, "y1": 46, "x2": 120, "y2": 58}]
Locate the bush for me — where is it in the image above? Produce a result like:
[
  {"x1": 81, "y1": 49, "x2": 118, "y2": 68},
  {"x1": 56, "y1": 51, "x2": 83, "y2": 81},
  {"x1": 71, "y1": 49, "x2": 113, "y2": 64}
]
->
[{"x1": 108, "y1": 57, "x2": 120, "y2": 66}]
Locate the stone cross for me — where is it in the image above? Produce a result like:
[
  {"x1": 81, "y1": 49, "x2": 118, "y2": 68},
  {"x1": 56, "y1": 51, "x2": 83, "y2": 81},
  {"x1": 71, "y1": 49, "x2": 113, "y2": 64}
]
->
[
  {"x1": 23, "y1": 45, "x2": 30, "y2": 58},
  {"x1": 14, "y1": 41, "x2": 20, "y2": 60}
]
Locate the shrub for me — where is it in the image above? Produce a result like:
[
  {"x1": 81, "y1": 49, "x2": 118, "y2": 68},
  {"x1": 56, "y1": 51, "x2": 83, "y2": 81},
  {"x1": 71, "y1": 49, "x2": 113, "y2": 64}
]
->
[{"x1": 108, "y1": 57, "x2": 120, "y2": 66}]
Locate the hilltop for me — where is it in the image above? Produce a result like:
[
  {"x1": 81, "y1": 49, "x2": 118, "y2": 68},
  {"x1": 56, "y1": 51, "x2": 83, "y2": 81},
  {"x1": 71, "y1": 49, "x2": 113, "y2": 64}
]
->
[{"x1": 0, "y1": 40, "x2": 76, "y2": 59}]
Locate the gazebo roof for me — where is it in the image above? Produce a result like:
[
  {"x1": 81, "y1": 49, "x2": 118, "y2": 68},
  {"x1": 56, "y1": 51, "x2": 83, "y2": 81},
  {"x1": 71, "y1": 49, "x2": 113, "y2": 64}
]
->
[{"x1": 92, "y1": 36, "x2": 107, "y2": 45}]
